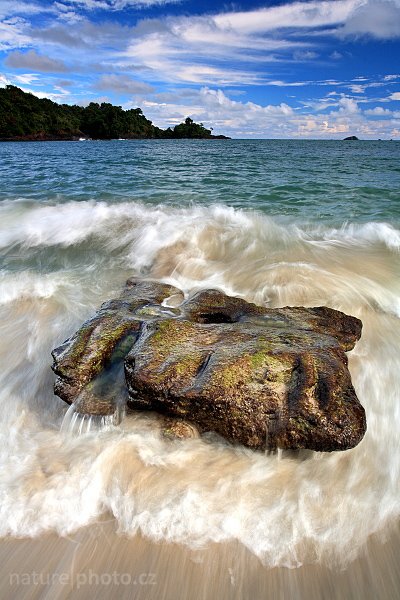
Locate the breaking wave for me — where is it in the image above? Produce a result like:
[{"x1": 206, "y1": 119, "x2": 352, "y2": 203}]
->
[{"x1": 0, "y1": 199, "x2": 399, "y2": 568}]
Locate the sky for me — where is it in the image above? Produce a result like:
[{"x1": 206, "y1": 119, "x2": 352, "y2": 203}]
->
[{"x1": 0, "y1": 0, "x2": 400, "y2": 138}]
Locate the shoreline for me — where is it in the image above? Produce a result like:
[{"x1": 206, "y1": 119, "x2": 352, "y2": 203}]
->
[
  {"x1": 0, "y1": 137, "x2": 397, "y2": 143},
  {"x1": 1, "y1": 519, "x2": 399, "y2": 599},
  {"x1": 0, "y1": 136, "x2": 231, "y2": 143}
]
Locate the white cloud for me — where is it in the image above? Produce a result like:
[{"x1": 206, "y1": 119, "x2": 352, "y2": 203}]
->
[
  {"x1": 0, "y1": 17, "x2": 31, "y2": 50},
  {"x1": 174, "y1": 65, "x2": 263, "y2": 86},
  {"x1": 13, "y1": 73, "x2": 40, "y2": 84},
  {"x1": 267, "y1": 79, "x2": 310, "y2": 87},
  {"x1": 0, "y1": 73, "x2": 11, "y2": 87},
  {"x1": 136, "y1": 87, "x2": 296, "y2": 135},
  {"x1": 213, "y1": 1, "x2": 362, "y2": 34},
  {"x1": 54, "y1": 4, "x2": 84, "y2": 23},
  {"x1": 293, "y1": 50, "x2": 319, "y2": 60},
  {"x1": 124, "y1": 28, "x2": 269, "y2": 85},
  {"x1": 134, "y1": 86, "x2": 400, "y2": 139},
  {"x1": 349, "y1": 84, "x2": 366, "y2": 93},
  {"x1": 1, "y1": 0, "x2": 400, "y2": 140},
  {"x1": 119, "y1": 0, "x2": 400, "y2": 87},
  {"x1": 340, "y1": 0, "x2": 400, "y2": 39},
  {"x1": 122, "y1": 9, "x2": 307, "y2": 85},
  {"x1": 0, "y1": 1, "x2": 50, "y2": 19},
  {"x1": 15, "y1": 85, "x2": 70, "y2": 101},
  {"x1": 364, "y1": 106, "x2": 392, "y2": 115},
  {"x1": 6, "y1": 0, "x2": 397, "y2": 93},
  {"x1": 61, "y1": 0, "x2": 182, "y2": 10}
]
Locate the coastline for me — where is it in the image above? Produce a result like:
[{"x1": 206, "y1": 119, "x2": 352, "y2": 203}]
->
[
  {"x1": 1, "y1": 520, "x2": 399, "y2": 599},
  {"x1": 0, "y1": 135, "x2": 231, "y2": 142}
]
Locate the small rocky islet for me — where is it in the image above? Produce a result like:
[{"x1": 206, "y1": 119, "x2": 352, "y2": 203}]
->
[{"x1": 52, "y1": 278, "x2": 366, "y2": 452}]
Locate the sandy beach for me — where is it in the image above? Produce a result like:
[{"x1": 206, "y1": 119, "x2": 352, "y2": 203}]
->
[{"x1": 1, "y1": 519, "x2": 399, "y2": 600}]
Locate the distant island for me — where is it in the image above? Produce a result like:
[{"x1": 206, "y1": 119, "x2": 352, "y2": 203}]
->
[
  {"x1": 343, "y1": 136, "x2": 359, "y2": 141},
  {"x1": 0, "y1": 85, "x2": 230, "y2": 141}
]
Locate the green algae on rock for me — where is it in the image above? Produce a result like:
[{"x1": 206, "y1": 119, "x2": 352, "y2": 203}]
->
[
  {"x1": 51, "y1": 279, "x2": 181, "y2": 415},
  {"x1": 52, "y1": 280, "x2": 366, "y2": 451}
]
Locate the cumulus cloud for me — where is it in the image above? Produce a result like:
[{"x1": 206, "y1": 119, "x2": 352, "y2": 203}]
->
[
  {"x1": 140, "y1": 87, "x2": 297, "y2": 137},
  {"x1": 135, "y1": 85, "x2": 400, "y2": 139},
  {"x1": 338, "y1": 96, "x2": 359, "y2": 113},
  {"x1": 5, "y1": 49, "x2": 69, "y2": 72},
  {"x1": 364, "y1": 106, "x2": 392, "y2": 115}
]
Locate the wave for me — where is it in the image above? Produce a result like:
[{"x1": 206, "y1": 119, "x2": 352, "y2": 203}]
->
[{"x1": 0, "y1": 199, "x2": 399, "y2": 567}]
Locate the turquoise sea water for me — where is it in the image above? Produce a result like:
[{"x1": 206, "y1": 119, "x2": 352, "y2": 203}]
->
[
  {"x1": 1, "y1": 139, "x2": 399, "y2": 221},
  {"x1": 0, "y1": 139, "x2": 399, "y2": 573}
]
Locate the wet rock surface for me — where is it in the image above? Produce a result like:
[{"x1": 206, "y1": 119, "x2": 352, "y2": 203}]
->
[
  {"x1": 52, "y1": 279, "x2": 181, "y2": 415},
  {"x1": 52, "y1": 279, "x2": 366, "y2": 451}
]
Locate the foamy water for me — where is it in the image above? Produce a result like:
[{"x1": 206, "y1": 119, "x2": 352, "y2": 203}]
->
[{"x1": 0, "y1": 198, "x2": 399, "y2": 569}]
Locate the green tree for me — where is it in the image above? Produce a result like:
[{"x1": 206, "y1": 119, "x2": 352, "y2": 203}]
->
[{"x1": 0, "y1": 86, "x2": 222, "y2": 140}]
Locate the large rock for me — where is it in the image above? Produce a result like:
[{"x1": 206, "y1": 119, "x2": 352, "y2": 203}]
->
[{"x1": 52, "y1": 279, "x2": 366, "y2": 451}]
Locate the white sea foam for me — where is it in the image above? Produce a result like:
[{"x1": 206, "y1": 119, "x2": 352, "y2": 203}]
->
[{"x1": 0, "y1": 200, "x2": 399, "y2": 567}]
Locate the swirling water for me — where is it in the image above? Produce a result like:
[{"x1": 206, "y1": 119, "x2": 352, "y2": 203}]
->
[{"x1": 0, "y1": 140, "x2": 399, "y2": 592}]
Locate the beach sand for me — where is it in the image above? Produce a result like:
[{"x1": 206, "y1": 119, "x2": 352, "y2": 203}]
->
[{"x1": 1, "y1": 519, "x2": 399, "y2": 599}]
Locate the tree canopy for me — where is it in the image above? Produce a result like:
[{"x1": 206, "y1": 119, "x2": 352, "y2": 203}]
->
[
  {"x1": 163, "y1": 117, "x2": 212, "y2": 139},
  {"x1": 0, "y1": 86, "x2": 228, "y2": 140}
]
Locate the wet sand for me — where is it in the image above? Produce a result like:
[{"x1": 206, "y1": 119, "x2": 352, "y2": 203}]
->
[{"x1": 1, "y1": 519, "x2": 399, "y2": 600}]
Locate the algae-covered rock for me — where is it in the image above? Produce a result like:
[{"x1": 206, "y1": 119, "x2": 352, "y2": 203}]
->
[
  {"x1": 52, "y1": 280, "x2": 366, "y2": 451},
  {"x1": 51, "y1": 279, "x2": 181, "y2": 415}
]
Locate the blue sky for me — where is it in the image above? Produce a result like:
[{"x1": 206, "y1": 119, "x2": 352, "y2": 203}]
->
[{"x1": 1, "y1": 0, "x2": 400, "y2": 138}]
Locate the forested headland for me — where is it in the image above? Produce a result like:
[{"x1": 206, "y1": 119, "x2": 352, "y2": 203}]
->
[{"x1": 0, "y1": 85, "x2": 229, "y2": 141}]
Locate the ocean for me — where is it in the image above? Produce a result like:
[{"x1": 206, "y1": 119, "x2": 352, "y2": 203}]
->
[{"x1": 0, "y1": 139, "x2": 399, "y2": 598}]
